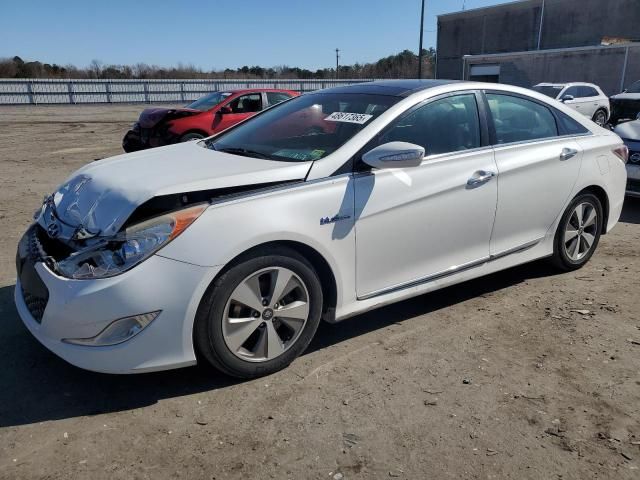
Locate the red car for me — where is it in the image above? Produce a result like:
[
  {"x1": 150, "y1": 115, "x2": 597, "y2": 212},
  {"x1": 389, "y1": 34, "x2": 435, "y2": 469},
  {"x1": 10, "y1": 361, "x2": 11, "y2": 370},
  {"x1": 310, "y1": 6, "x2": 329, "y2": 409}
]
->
[{"x1": 122, "y1": 88, "x2": 298, "y2": 152}]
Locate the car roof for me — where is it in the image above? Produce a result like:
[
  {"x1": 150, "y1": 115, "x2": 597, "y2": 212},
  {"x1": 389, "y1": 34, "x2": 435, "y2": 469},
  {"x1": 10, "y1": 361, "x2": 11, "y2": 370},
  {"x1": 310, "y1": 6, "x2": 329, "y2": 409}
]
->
[
  {"x1": 221, "y1": 88, "x2": 297, "y2": 94},
  {"x1": 316, "y1": 79, "x2": 461, "y2": 97},
  {"x1": 535, "y1": 82, "x2": 599, "y2": 88}
]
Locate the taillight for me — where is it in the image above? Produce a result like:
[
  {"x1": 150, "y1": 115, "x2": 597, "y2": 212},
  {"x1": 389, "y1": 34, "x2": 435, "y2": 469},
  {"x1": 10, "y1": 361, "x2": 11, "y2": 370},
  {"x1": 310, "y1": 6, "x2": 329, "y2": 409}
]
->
[{"x1": 613, "y1": 145, "x2": 629, "y2": 164}]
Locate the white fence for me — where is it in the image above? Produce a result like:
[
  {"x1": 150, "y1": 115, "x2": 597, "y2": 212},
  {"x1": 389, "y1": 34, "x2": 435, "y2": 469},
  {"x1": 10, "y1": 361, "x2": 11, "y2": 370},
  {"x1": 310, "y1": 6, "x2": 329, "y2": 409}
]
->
[{"x1": 0, "y1": 78, "x2": 374, "y2": 105}]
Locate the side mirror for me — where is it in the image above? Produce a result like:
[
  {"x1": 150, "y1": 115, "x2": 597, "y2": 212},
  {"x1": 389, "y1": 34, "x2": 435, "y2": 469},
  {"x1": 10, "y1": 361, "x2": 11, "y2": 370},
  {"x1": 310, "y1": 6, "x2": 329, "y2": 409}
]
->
[
  {"x1": 218, "y1": 106, "x2": 233, "y2": 114},
  {"x1": 561, "y1": 95, "x2": 574, "y2": 102},
  {"x1": 362, "y1": 142, "x2": 425, "y2": 169}
]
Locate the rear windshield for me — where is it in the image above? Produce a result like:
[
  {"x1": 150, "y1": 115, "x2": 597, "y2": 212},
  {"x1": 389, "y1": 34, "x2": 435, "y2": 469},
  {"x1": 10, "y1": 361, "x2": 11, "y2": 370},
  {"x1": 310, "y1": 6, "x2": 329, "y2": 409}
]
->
[
  {"x1": 532, "y1": 85, "x2": 563, "y2": 99},
  {"x1": 186, "y1": 91, "x2": 232, "y2": 111},
  {"x1": 205, "y1": 92, "x2": 400, "y2": 162}
]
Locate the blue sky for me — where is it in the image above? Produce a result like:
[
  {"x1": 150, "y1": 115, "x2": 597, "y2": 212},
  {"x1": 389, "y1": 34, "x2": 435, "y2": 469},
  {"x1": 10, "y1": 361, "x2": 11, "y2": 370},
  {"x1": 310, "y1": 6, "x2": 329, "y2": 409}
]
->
[{"x1": 1, "y1": 0, "x2": 506, "y2": 70}]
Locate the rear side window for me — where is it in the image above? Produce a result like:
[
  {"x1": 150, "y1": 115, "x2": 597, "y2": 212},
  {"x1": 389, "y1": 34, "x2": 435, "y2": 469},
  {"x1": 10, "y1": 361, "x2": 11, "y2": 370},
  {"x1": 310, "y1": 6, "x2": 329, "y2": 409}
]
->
[
  {"x1": 579, "y1": 86, "x2": 598, "y2": 97},
  {"x1": 556, "y1": 111, "x2": 590, "y2": 135},
  {"x1": 380, "y1": 94, "x2": 481, "y2": 156},
  {"x1": 486, "y1": 93, "x2": 558, "y2": 144},
  {"x1": 267, "y1": 92, "x2": 293, "y2": 106}
]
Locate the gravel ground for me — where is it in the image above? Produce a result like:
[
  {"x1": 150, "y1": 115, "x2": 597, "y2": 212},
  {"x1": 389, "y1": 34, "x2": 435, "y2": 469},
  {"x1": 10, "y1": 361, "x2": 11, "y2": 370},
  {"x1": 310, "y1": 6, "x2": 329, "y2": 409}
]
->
[{"x1": 0, "y1": 105, "x2": 639, "y2": 480}]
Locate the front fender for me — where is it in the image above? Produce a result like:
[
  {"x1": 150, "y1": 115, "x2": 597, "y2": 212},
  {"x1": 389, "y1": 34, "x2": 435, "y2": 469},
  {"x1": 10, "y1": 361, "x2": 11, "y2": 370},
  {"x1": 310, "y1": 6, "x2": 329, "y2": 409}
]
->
[{"x1": 158, "y1": 175, "x2": 356, "y2": 308}]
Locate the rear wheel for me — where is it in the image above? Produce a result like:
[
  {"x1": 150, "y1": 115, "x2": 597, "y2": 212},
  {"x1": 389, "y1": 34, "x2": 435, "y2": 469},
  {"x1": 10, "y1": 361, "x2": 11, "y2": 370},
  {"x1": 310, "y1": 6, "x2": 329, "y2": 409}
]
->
[
  {"x1": 550, "y1": 193, "x2": 603, "y2": 271},
  {"x1": 194, "y1": 247, "x2": 323, "y2": 378},
  {"x1": 592, "y1": 109, "x2": 608, "y2": 127},
  {"x1": 180, "y1": 132, "x2": 205, "y2": 142}
]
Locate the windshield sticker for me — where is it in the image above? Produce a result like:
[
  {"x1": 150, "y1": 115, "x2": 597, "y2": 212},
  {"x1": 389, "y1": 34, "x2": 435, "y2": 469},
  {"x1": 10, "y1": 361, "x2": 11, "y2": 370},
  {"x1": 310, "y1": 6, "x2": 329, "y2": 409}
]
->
[
  {"x1": 309, "y1": 149, "x2": 325, "y2": 160},
  {"x1": 325, "y1": 112, "x2": 373, "y2": 124},
  {"x1": 273, "y1": 149, "x2": 313, "y2": 161}
]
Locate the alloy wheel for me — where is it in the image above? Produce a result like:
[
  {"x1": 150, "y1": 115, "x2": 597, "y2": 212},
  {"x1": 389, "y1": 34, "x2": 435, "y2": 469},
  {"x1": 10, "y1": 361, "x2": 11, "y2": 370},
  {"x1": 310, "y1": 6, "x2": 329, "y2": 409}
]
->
[
  {"x1": 563, "y1": 202, "x2": 598, "y2": 261},
  {"x1": 594, "y1": 111, "x2": 607, "y2": 126},
  {"x1": 222, "y1": 267, "x2": 310, "y2": 362}
]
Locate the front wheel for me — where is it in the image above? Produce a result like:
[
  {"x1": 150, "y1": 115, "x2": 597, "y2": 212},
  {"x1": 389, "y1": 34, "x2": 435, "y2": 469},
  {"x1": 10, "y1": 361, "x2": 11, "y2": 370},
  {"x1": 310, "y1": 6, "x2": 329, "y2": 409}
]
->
[
  {"x1": 194, "y1": 247, "x2": 323, "y2": 378},
  {"x1": 550, "y1": 193, "x2": 603, "y2": 271}
]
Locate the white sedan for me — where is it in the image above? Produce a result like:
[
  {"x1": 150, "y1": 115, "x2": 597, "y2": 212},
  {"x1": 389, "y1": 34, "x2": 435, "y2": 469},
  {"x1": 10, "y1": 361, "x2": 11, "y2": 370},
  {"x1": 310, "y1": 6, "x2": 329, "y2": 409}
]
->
[{"x1": 16, "y1": 80, "x2": 628, "y2": 378}]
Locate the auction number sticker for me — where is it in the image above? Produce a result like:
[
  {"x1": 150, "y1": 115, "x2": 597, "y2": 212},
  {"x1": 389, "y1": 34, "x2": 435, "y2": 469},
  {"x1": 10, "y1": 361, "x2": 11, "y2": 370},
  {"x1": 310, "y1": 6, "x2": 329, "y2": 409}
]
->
[{"x1": 325, "y1": 112, "x2": 373, "y2": 124}]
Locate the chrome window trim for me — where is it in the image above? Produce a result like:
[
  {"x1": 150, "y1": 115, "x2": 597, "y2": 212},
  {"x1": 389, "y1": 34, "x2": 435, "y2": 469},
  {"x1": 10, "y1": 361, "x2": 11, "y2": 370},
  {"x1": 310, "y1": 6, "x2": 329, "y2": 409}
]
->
[
  {"x1": 418, "y1": 144, "x2": 494, "y2": 163},
  {"x1": 490, "y1": 132, "x2": 593, "y2": 151}
]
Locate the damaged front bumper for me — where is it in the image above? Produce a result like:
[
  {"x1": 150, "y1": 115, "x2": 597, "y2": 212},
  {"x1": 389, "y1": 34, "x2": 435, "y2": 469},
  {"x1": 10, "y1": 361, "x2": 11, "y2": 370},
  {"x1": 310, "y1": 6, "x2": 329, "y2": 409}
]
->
[
  {"x1": 15, "y1": 226, "x2": 220, "y2": 373},
  {"x1": 122, "y1": 122, "x2": 179, "y2": 153}
]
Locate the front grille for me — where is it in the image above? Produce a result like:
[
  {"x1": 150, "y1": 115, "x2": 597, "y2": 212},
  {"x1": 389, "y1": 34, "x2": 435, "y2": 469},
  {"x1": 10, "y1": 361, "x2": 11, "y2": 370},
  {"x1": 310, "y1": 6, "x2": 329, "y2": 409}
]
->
[
  {"x1": 17, "y1": 226, "x2": 52, "y2": 324},
  {"x1": 21, "y1": 287, "x2": 48, "y2": 323}
]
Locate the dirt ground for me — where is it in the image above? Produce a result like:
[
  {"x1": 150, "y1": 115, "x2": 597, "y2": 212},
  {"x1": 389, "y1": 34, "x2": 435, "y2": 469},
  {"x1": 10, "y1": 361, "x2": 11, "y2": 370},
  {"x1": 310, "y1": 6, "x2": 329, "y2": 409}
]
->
[{"x1": 0, "y1": 105, "x2": 639, "y2": 480}]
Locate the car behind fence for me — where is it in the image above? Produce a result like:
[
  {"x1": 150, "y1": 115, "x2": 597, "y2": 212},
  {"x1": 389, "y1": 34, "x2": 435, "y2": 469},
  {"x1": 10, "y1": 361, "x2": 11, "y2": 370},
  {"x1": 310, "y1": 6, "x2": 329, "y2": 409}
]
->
[{"x1": 0, "y1": 78, "x2": 375, "y2": 105}]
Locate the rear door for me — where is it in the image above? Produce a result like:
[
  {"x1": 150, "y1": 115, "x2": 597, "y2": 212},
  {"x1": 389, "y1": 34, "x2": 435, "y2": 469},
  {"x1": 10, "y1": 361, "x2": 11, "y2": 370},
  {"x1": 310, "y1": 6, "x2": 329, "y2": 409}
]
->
[
  {"x1": 485, "y1": 92, "x2": 584, "y2": 255},
  {"x1": 578, "y1": 86, "x2": 601, "y2": 118}
]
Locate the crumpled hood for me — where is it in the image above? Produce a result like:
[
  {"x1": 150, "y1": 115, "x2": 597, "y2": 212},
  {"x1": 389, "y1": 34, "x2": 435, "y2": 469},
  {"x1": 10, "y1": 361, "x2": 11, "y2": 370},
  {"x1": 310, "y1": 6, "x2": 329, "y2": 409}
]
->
[
  {"x1": 40, "y1": 141, "x2": 312, "y2": 239},
  {"x1": 614, "y1": 120, "x2": 640, "y2": 141},
  {"x1": 138, "y1": 107, "x2": 201, "y2": 128}
]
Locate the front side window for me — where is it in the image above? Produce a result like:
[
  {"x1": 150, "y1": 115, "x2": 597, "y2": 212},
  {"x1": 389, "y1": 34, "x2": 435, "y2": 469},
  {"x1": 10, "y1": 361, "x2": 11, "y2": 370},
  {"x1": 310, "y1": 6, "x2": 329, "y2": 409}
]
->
[
  {"x1": 563, "y1": 86, "x2": 580, "y2": 98},
  {"x1": 228, "y1": 93, "x2": 263, "y2": 113},
  {"x1": 267, "y1": 92, "x2": 293, "y2": 106},
  {"x1": 486, "y1": 93, "x2": 558, "y2": 144},
  {"x1": 207, "y1": 93, "x2": 400, "y2": 161},
  {"x1": 379, "y1": 94, "x2": 481, "y2": 156}
]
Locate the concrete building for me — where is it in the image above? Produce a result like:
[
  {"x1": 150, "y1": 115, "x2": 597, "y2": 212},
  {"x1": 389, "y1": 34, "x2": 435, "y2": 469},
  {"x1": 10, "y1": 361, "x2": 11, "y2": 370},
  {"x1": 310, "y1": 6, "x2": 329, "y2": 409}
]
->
[{"x1": 436, "y1": 0, "x2": 640, "y2": 95}]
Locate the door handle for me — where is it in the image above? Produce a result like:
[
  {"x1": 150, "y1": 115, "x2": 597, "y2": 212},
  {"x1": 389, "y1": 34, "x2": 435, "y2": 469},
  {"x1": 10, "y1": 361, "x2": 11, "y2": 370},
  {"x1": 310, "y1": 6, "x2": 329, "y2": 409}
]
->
[
  {"x1": 560, "y1": 147, "x2": 578, "y2": 161},
  {"x1": 467, "y1": 170, "x2": 495, "y2": 188}
]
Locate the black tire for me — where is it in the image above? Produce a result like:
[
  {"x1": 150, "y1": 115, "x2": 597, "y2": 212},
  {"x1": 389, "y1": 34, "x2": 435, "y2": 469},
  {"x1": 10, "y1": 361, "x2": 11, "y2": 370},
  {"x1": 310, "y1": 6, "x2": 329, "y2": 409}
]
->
[
  {"x1": 550, "y1": 193, "x2": 603, "y2": 271},
  {"x1": 194, "y1": 247, "x2": 323, "y2": 378},
  {"x1": 180, "y1": 132, "x2": 205, "y2": 142},
  {"x1": 592, "y1": 109, "x2": 608, "y2": 127}
]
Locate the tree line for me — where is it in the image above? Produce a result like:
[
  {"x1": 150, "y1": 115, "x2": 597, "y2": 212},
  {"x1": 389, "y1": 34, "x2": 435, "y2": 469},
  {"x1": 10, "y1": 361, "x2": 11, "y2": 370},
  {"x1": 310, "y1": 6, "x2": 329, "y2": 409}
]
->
[{"x1": 0, "y1": 49, "x2": 435, "y2": 80}]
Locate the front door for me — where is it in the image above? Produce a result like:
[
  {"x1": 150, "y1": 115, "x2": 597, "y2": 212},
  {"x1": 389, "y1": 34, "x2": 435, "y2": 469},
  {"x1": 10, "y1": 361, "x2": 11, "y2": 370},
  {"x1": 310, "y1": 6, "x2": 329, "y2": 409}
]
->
[
  {"x1": 212, "y1": 93, "x2": 263, "y2": 133},
  {"x1": 354, "y1": 92, "x2": 498, "y2": 298}
]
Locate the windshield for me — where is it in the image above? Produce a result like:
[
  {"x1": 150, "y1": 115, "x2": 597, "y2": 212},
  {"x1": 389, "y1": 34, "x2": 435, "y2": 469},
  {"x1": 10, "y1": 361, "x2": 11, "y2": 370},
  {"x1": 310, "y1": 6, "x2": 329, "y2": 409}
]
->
[
  {"x1": 532, "y1": 85, "x2": 563, "y2": 99},
  {"x1": 626, "y1": 81, "x2": 640, "y2": 93},
  {"x1": 186, "y1": 91, "x2": 232, "y2": 111},
  {"x1": 206, "y1": 92, "x2": 400, "y2": 162}
]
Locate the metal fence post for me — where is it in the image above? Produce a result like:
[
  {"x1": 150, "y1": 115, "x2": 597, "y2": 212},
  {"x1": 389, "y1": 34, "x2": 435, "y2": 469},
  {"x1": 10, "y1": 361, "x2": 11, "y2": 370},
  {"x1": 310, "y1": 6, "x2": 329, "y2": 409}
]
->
[
  {"x1": 67, "y1": 81, "x2": 74, "y2": 104},
  {"x1": 143, "y1": 82, "x2": 149, "y2": 103},
  {"x1": 26, "y1": 81, "x2": 35, "y2": 105},
  {"x1": 620, "y1": 46, "x2": 630, "y2": 93},
  {"x1": 105, "y1": 81, "x2": 112, "y2": 103},
  {"x1": 180, "y1": 82, "x2": 185, "y2": 102}
]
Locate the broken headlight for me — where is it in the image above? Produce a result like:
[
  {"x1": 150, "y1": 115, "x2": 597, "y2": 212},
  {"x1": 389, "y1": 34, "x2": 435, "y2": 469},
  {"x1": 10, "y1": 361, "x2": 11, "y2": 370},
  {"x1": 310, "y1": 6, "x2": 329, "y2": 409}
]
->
[{"x1": 57, "y1": 204, "x2": 207, "y2": 280}]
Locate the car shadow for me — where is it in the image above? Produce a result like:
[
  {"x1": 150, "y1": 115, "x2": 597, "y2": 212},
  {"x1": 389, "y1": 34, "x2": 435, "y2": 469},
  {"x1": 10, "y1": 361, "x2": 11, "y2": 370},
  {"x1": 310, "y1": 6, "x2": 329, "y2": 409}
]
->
[
  {"x1": 0, "y1": 260, "x2": 552, "y2": 428},
  {"x1": 1, "y1": 199, "x2": 637, "y2": 428}
]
